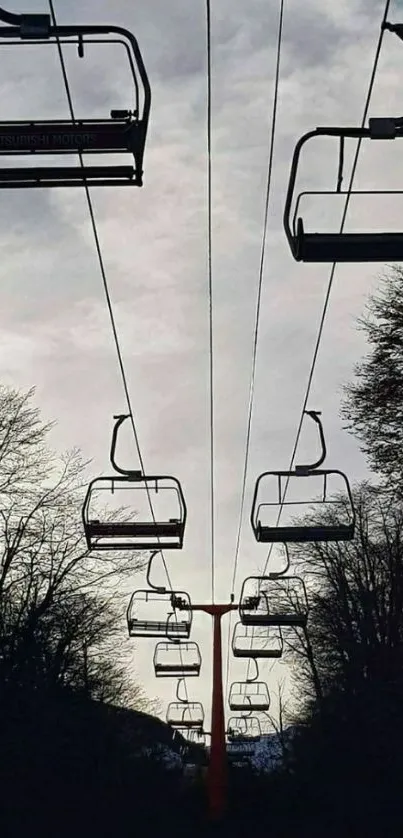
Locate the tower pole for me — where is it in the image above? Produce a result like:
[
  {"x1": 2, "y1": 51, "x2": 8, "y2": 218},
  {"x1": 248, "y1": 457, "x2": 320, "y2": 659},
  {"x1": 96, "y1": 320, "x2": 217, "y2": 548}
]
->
[{"x1": 189, "y1": 602, "x2": 238, "y2": 822}]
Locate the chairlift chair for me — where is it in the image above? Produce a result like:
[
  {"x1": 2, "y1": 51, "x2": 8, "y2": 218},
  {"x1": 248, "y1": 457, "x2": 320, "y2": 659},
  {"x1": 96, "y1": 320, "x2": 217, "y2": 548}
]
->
[
  {"x1": 283, "y1": 117, "x2": 403, "y2": 262},
  {"x1": 251, "y1": 411, "x2": 355, "y2": 543},
  {"x1": 127, "y1": 589, "x2": 192, "y2": 639},
  {"x1": 186, "y1": 728, "x2": 206, "y2": 746},
  {"x1": 227, "y1": 716, "x2": 262, "y2": 741},
  {"x1": 239, "y1": 575, "x2": 309, "y2": 629},
  {"x1": 82, "y1": 415, "x2": 187, "y2": 551},
  {"x1": 153, "y1": 641, "x2": 201, "y2": 678},
  {"x1": 166, "y1": 701, "x2": 205, "y2": 729},
  {"x1": 0, "y1": 13, "x2": 150, "y2": 187},
  {"x1": 232, "y1": 622, "x2": 283, "y2": 658},
  {"x1": 228, "y1": 681, "x2": 270, "y2": 712},
  {"x1": 227, "y1": 741, "x2": 255, "y2": 760}
]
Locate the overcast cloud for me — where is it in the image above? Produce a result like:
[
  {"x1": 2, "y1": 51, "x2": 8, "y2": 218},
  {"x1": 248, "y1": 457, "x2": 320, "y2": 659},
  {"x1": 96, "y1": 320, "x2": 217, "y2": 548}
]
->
[{"x1": 0, "y1": 0, "x2": 399, "y2": 724}]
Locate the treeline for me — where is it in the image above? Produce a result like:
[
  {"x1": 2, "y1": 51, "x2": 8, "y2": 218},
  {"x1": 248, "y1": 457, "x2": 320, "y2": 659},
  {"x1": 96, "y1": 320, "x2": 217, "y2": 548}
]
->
[
  {"x1": 230, "y1": 266, "x2": 403, "y2": 837},
  {"x1": 0, "y1": 386, "x2": 193, "y2": 836}
]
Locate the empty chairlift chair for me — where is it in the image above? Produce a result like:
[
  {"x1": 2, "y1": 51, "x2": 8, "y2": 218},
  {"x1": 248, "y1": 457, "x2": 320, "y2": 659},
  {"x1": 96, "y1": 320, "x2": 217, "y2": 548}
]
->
[
  {"x1": 226, "y1": 716, "x2": 259, "y2": 760},
  {"x1": 83, "y1": 415, "x2": 187, "y2": 551},
  {"x1": 127, "y1": 589, "x2": 192, "y2": 639},
  {"x1": 227, "y1": 740, "x2": 255, "y2": 761},
  {"x1": 228, "y1": 681, "x2": 270, "y2": 713},
  {"x1": 0, "y1": 13, "x2": 150, "y2": 187},
  {"x1": 283, "y1": 114, "x2": 403, "y2": 262},
  {"x1": 232, "y1": 621, "x2": 283, "y2": 659},
  {"x1": 166, "y1": 701, "x2": 205, "y2": 730},
  {"x1": 251, "y1": 411, "x2": 355, "y2": 543},
  {"x1": 227, "y1": 716, "x2": 262, "y2": 742},
  {"x1": 153, "y1": 641, "x2": 202, "y2": 678},
  {"x1": 186, "y1": 728, "x2": 206, "y2": 746},
  {"x1": 239, "y1": 575, "x2": 309, "y2": 629}
]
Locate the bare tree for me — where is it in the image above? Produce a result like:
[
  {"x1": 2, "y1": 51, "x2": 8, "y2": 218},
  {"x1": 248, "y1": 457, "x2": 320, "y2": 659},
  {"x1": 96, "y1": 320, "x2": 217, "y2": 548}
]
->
[
  {"x1": 342, "y1": 266, "x2": 403, "y2": 490},
  {"x1": 285, "y1": 483, "x2": 403, "y2": 715},
  {"x1": 0, "y1": 384, "x2": 149, "y2": 709}
]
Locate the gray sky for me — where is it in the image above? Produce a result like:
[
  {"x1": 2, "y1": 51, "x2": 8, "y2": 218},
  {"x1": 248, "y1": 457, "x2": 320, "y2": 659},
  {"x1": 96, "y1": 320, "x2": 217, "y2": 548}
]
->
[{"x1": 0, "y1": 0, "x2": 400, "y2": 725}]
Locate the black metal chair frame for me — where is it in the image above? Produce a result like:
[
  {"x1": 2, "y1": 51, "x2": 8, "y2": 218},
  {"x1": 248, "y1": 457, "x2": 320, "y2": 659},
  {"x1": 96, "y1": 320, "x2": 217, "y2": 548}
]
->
[
  {"x1": 0, "y1": 15, "x2": 150, "y2": 187},
  {"x1": 251, "y1": 411, "x2": 355, "y2": 543},
  {"x1": 284, "y1": 118, "x2": 403, "y2": 262},
  {"x1": 239, "y1": 574, "x2": 309, "y2": 629},
  {"x1": 166, "y1": 701, "x2": 205, "y2": 729},
  {"x1": 82, "y1": 415, "x2": 187, "y2": 551},
  {"x1": 227, "y1": 715, "x2": 262, "y2": 742},
  {"x1": 153, "y1": 641, "x2": 202, "y2": 678},
  {"x1": 231, "y1": 621, "x2": 283, "y2": 658},
  {"x1": 228, "y1": 679, "x2": 270, "y2": 713},
  {"x1": 126, "y1": 590, "x2": 192, "y2": 639}
]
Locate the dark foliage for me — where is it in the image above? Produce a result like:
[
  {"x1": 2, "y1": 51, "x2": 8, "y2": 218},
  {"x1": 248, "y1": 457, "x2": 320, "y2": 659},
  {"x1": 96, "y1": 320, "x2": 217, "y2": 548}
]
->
[
  {"x1": 342, "y1": 266, "x2": 403, "y2": 489},
  {"x1": 271, "y1": 483, "x2": 403, "y2": 837}
]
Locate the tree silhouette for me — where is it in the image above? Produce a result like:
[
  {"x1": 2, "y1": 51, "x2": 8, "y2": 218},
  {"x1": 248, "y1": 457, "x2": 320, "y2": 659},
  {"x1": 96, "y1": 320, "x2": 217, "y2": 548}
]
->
[
  {"x1": 277, "y1": 484, "x2": 403, "y2": 837},
  {"x1": 343, "y1": 266, "x2": 403, "y2": 490},
  {"x1": 0, "y1": 384, "x2": 152, "y2": 708}
]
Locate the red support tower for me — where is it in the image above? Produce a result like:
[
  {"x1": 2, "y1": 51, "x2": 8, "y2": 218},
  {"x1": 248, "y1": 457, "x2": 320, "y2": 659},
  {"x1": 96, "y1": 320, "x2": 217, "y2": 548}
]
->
[{"x1": 189, "y1": 602, "x2": 238, "y2": 822}]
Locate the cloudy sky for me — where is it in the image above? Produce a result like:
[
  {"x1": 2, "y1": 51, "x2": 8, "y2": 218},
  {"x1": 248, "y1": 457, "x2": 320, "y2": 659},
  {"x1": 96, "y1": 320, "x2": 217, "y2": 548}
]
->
[{"x1": 0, "y1": 0, "x2": 400, "y2": 726}]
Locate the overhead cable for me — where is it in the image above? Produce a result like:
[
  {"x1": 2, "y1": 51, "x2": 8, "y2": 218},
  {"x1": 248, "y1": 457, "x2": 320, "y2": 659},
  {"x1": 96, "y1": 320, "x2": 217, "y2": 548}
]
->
[
  {"x1": 48, "y1": 0, "x2": 188, "y2": 697},
  {"x1": 206, "y1": 0, "x2": 215, "y2": 604},
  {"x1": 224, "y1": 0, "x2": 285, "y2": 702},
  {"x1": 261, "y1": 0, "x2": 391, "y2": 580}
]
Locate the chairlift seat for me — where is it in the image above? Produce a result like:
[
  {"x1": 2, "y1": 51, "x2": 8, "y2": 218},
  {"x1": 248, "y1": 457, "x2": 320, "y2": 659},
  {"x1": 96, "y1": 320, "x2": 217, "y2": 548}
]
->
[
  {"x1": 87, "y1": 519, "x2": 182, "y2": 538},
  {"x1": 232, "y1": 644, "x2": 282, "y2": 658},
  {"x1": 0, "y1": 164, "x2": 136, "y2": 187},
  {"x1": 241, "y1": 611, "x2": 307, "y2": 628},
  {"x1": 229, "y1": 698, "x2": 270, "y2": 712},
  {"x1": 154, "y1": 663, "x2": 200, "y2": 674},
  {"x1": 255, "y1": 521, "x2": 354, "y2": 543},
  {"x1": 233, "y1": 646, "x2": 282, "y2": 658},
  {"x1": 168, "y1": 719, "x2": 203, "y2": 729},
  {"x1": 127, "y1": 619, "x2": 190, "y2": 638}
]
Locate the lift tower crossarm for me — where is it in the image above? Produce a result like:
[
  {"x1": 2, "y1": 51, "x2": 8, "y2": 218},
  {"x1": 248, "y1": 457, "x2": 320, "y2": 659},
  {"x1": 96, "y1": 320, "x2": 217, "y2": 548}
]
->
[{"x1": 176, "y1": 600, "x2": 238, "y2": 822}]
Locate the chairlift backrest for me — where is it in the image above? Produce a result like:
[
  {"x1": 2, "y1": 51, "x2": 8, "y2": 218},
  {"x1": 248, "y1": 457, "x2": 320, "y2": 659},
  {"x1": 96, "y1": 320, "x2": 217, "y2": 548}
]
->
[
  {"x1": 284, "y1": 121, "x2": 403, "y2": 262},
  {"x1": 127, "y1": 590, "x2": 192, "y2": 639},
  {"x1": 153, "y1": 641, "x2": 201, "y2": 677},
  {"x1": 0, "y1": 18, "x2": 150, "y2": 187},
  {"x1": 239, "y1": 575, "x2": 308, "y2": 628}
]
